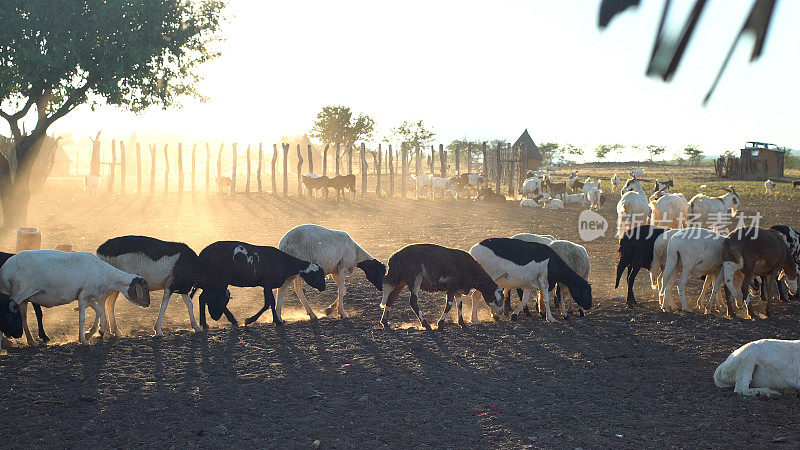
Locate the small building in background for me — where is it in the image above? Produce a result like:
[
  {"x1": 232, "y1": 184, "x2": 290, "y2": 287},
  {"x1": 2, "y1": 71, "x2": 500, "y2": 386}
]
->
[
  {"x1": 715, "y1": 141, "x2": 787, "y2": 179},
  {"x1": 512, "y1": 129, "x2": 544, "y2": 171}
]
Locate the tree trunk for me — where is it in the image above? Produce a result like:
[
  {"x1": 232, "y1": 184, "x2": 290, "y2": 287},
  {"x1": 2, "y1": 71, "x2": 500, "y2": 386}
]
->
[
  {"x1": 439, "y1": 144, "x2": 446, "y2": 178},
  {"x1": 401, "y1": 143, "x2": 407, "y2": 198},
  {"x1": 245, "y1": 145, "x2": 251, "y2": 196},
  {"x1": 108, "y1": 140, "x2": 116, "y2": 194},
  {"x1": 191, "y1": 144, "x2": 197, "y2": 193},
  {"x1": 120, "y1": 141, "x2": 126, "y2": 195},
  {"x1": 257, "y1": 143, "x2": 263, "y2": 194},
  {"x1": 163, "y1": 144, "x2": 169, "y2": 193},
  {"x1": 415, "y1": 145, "x2": 421, "y2": 178},
  {"x1": 296, "y1": 144, "x2": 303, "y2": 197},
  {"x1": 323, "y1": 144, "x2": 328, "y2": 176},
  {"x1": 205, "y1": 143, "x2": 210, "y2": 192},
  {"x1": 177, "y1": 142, "x2": 184, "y2": 194},
  {"x1": 335, "y1": 143, "x2": 340, "y2": 176},
  {"x1": 388, "y1": 144, "x2": 394, "y2": 197},
  {"x1": 282, "y1": 143, "x2": 289, "y2": 197},
  {"x1": 271, "y1": 144, "x2": 278, "y2": 195},
  {"x1": 375, "y1": 144, "x2": 382, "y2": 197},
  {"x1": 307, "y1": 144, "x2": 314, "y2": 175},
  {"x1": 150, "y1": 144, "x2": 156, "y2": 194}
]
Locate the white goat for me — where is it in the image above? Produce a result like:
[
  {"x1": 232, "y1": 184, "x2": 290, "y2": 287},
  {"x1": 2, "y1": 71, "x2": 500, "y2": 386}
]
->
[
  {"x1": 649, "y1": 193, "x2": 688, "y2": 229},
  {"x1": 765, "y1": 179, "x2": 776, "y2": 195},
  {"x1": 616, "y1": 179, "x2": 650, "y2": 237},
  {"x1": 519, "y1": 198, "x2": 540, "y2": 208},
  {"x1": 715, "y1": 339, "x2": 800, "y2": 397},
  {"x1": 519, "y1": 176, "x2": 543, "y2": 198},
  {"x1": 429, "y1": 176, "x2": 455, "y2": 199},
  {"x1": 610, "y1": 173, "x2": 620, "y2": 193},
  {"x1": 276, "y1": 224, "x2": 385, "y2": 322},
  {"x1": 586, "y1": 187, "x2": 603, "y2": 211},
  {"x1": 660, "y1": 228, "x2": 727, "y2": 313},
  {"x1": 410, "y1": 174, "x2": 434, "y2": 198},
  {"x1": 0, "y1": 251, "x2": 150, "y2": 345},
  {"x1": 540, "y1": 197, "x2": 564, "y2": 209},
  {"x1": 687, "y1": 186, "x2": 740, "y2": 231},
  {"x1": 629, "y1": 169, "x2": 645, "y2": 178}
]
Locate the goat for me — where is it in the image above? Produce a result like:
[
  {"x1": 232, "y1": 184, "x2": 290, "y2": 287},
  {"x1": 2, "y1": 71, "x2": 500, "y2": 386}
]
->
[
  {"x1": 649, "y1": 192, "x2": 688, "y2": 229},
  {"x1": 660, "y1": 228, "x2": 727, "y2": 314},
  {"x1": 610, "y1": 173, "x2": 620, "y2": 193},
  {"x1": 195, "y1": 241, "x2": 326, "y2": 328},
  {"x1": 567, "y1": 171, "x2": 579, "y2": 191},
  {"x1": 84, "y1": 175, "x2": 100, "y2": 195},
  {"x1": 770, "y1": 225, "x2": 800, "y2": 302},
  {"x1": 629, "y1": 169, "x2": 645, "y2": 178},
  {"x1": 302, "y1": 173, "x2": 330, "y2": 198},
  {"x1": 379, "y1": 243, "x2": 504, "y2": 329},
  {"x1": 519, "y1": 198, "x2": 541, "y2": 208},
  {"x1": 216, "y1": 176, "x2": 232, "y2": 194},
  {"x1": 616, "y1": 180, "x2": 650, "y2": 237},
  {"x1": 477, "y1": 187, "x2": 506, "y2": 203},
  {"x1": 571, "y1": 179, "x2": 601, "y2": 202},
  {"x1": 586, "y1": 187, "x2": 603, "y2": 211},
  {"x1": 654, "y1": 179, "x2": 673, "y2": 193},
  {"x1": 539, "y1": 196, "x2": 564, "y2": 209},
  {"x1": 429, "y1": 176, "x2": 456, "y2": 199},
  {"x1": 455, "y1": 173, "x2": 485, "y2": 197},
  {"x1": 543, "y1": 176, "x2": 567, "y2": 200},
  {"x1": 276, "y1": 224, "x2": 385, "y2": 322},
  {"x1": 687, "y1": 186, "x2": 740, "y2": 231},
  {"x1": 411, "y1": 173, "x2": 434, "y2": 198},
  {"x1": 721, "y1": 227, "x2": 799, "y2": 318},
  {"x1": 714, "y1": 339, "x2": 800, "y2": 397},
  {"x1": 615, "y1": 225, "x2": 668, "y2": 307},
  {"x1": 0, "y1": 250, "x2": 150, "y2": 345},
  {"x1": 97, "y1": 235, "x2": 230, "y2": 337},
  {"x1": 328, "y1": 174, "x2": 356, "y2": 201},
  {"x1": 470, "y1": 238, "x2": 591, "y2": 323},
  {"x1": 519, "y1": 176, "x2": 543, "y2": 199},
  {"x1": 563, "y1": 193, "x2": 586, "y2": 207},
  {"x1": 765, "y1": 179, "x2": 776, "y2": 195}
]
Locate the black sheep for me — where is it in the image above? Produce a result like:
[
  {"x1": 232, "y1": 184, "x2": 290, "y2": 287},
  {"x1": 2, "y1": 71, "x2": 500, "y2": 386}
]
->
[{"x1": 615, "y1": 225, "x2": 667, "y2": 307}]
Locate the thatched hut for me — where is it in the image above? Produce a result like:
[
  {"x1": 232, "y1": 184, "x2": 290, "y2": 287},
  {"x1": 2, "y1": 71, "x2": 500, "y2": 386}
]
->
[{"x1": 512, "y1": 129, "x2": 544, "y2": 171}]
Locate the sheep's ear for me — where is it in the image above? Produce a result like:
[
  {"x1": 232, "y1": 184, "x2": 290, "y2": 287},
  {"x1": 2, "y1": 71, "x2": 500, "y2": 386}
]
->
[{"x1": 135, "y1": 279, "x2": 145, "y2": 301}]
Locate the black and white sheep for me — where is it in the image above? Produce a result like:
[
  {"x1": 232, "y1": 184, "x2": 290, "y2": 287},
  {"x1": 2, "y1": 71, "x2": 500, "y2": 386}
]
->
[
  {"x1": 275, "y1": 224, "x2": 385, "y2": 323},
  {"x1": 379, "y1": 243, "x2": 504, "y2": 329},
  {"x1": 470, "y1": 238, "x2": 591, "y2": 323},
  {"x1": 96, "y1": 235, "x2": 230, "y2": 336},
  {"x1": 195, "y1": 241, "x2": 326, "y2": 327},
  {"x1": 0, "y1": 251, "x2": 44, "y2": 342},
  {"x1": 0, "y1": 250, "x2": 150, "y2": 345}
]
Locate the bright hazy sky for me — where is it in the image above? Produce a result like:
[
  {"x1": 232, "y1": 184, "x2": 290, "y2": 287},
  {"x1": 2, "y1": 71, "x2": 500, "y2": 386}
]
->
[{"x1": 41, "y1": 0, "x2": 800, "y2": 159}]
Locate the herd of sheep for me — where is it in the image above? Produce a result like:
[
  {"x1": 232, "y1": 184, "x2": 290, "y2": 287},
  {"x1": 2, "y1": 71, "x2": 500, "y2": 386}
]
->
[{"x1": 2, "y1": 168, "x2": 800, "y2": 398}]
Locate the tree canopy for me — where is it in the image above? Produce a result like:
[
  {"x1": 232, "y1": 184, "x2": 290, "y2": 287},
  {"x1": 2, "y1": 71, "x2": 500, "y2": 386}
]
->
[
  {"x1": 595, "y1": 143, "x2": 623, "y2": 160},
  {"x1": 391, "y1": 120, "x2": 435, "y2": 149},
  {"x1": 310, "y1": 105, "x2": 375, "y2": 148},
  {"x1": 683, "y1": 145, "x2": 704, "y2": 165}
]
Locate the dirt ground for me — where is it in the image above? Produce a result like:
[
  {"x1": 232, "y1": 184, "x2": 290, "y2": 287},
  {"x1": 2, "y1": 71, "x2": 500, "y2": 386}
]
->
[{"x1": 2, "y1": 169, "x2": 800, "y2": 449}]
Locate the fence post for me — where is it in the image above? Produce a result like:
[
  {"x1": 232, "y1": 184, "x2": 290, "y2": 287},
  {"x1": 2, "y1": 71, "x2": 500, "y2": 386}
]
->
[
  {"x1": 455, "y1": 144, "x2": 460, "y2": 174},
  {"x1": 231, "y1": 143, "x2": 237, "y2": 195},
  {"x1": 439, "y1": 144, "x2": 446, "y2": 178},
  {"x1": 307, "y1": 144, "x2": 314, "y2": 175},
  {"x1": 401, "y1": 143, "x2": 408, "y2": 198},
  {"x1": 335, "y1": 142, "x2": 340, "y2": 175},
  {"x1": 282, "y1": 143, "x2": 289, "y2": 197},
  {"x1": 415, "y1": 144, "x2": 421, "y2": 178},
  {"x1": 429, "y1": 145, "x2": 435, "y2": 174},
  {"x1": 245, "y1": 145, "x2": 251, "y2": 196},
  {"x1": 217, "y1": 143, "x2": 224, "y2": 194},
  {"x1": 205, "y1": 143, "x2": 210, "y2": 192},
  {"x1": 163, "y1": 144, "x2": 169, "y2": 193},
  {"x1": 467, "y1": 143, "x2": 472, "y2": 173},
  {"x1": 482, "y1": 142, "x2": 487, "y2": 176},
  {"x1": 149, "y1": 144, "x2": 156, "y2": 194},
  {"x1": 388, "y1": 144, "x2": 394, "y2": 197},
  {"x1": 136, "y1": 142, "x2": 142, "y2": 193},
  {"x1": 119, "y1": 141, "x2": 126, "y2": 195},
  {"x1": 507, "y1": 143, "x2": 515, "y2": 197},
  {"x1": 323, "y1": 144, "x2": 328, "y2": 176},
  {"x1": 257, "y1": 143, "x2": 263, "y2": 194},
  {"x1": 495, "y1": 143, "x2": 501, "y2": 192},
  {"x1": 177, "y1": 142, "x2": 184, "y2": 194},
  {"x1": 108, "y1": 140, "x2": 116, "y2": 194},
  {"x1": 191, "y1": 144, "x2": 197, "y2": 193},
  {"x1": 375, "y1": 144, "x2": 382, "y2": 197},
  {"x1": 360, "y1": 143, "x2": 367, "y2": 197},
  {"x1": 271, "y1": 144, "x2": 278, "y2": 195},
  {"x1": 296, "y1": 144, "x2": 303, "y2": 196},
  {"x1": 347, "y1": 144, "x2": 353, "y2": 174}
]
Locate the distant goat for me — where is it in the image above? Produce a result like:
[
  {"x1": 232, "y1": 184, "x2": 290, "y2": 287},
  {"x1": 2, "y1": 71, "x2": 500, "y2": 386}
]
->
[
  {"x1": 765, "y1": 179, "x2": 776, "y2": 195},
  {"x1": 477, "y1": 187, "x2": 506, "y2": 202},
  {"x1": 84, "y1": 175, "x2": 100, "y2": 195},
  {"x1": 328, "y1": 174, "x2": 356, "y2": 201},
  {"x1": 302, "y1": 173, "x2": 330, "y2": 198}
]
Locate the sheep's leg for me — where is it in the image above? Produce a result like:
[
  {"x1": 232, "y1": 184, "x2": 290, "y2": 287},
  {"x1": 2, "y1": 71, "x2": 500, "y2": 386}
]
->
[
  {"x1": 20, "y1": 302, "x2": 35, "y2": 346},
  {"x1": 85, "y1": 300, "x2": 107, "y2": 340},
  {"x1": 697, "y1": 275, "x2": 713, "y2": 310},
  {"x1": 502, "y1": 289, "x2": 511, "y2": 316},
  {"x1": 293, "y1": 276, "x2": 318, "y2": 320},
  {"x1": 437, "y1": 293, "x2": 455, "y2": 329},
  {"x1": 741, "y1": 272, "x2": 755, "y2": 319},
  {"x1": 471, "y1": 290, "x2": 483, "y2": 324},
  {"x1": 540, "y1": 281, "x2": 559, "y2": 323},
  {"x1": 455, "y1": 294, "x2": 466, "y2": 327},
  {"x1": 510, "y1": 289, "x2": 532, "y2": 321},
  {"x1": 661, "y1": 265, "x2": 678, "y2": 312},
  {"x1": 765, "y1": 272, "x2": 779, "y2": 316},
  {"x1": 325, "y1": 272, "x2": 348, "y2": 318},
  {"x1": 520, "y1": 289, "x2": 532, "y2": 316},
  {"x1": 77, "y1": 293, "x2": 94, "y2": 345},
  {"x1": 154, "y1": 289, "x2": 172, "y2": 337},
  {"x1": 32, "y1": 303, "x2": 49, "y2": 343},
  {"x1": 626, "y1": 266, "x2": 640, "y2": 307},
  {"x1": 379, "y1": 282, "x2": 405, "y2": 329},
  {"x1": 408, "y1": 286, "x2": 431, "y2": 330},
  {"x1": 705, "y1": 271, "x2": 724, "y2": 315},
  {"x1": 676, "y1": 269, "x2": 693, "y2": 313},
  {"x1": 181, "y1": 294, "x2": 202, "y2": 332},
  {"x1": 264, "y1": 287, "x2": 280, "y2": 324},
  {"x1": 734, "y1": 362, "x2": 780, "y2": 397},
  {"x1": 247, "y1": 286, "x2": 278, "y2": 325},
  {"x1": 273, "y1": 280, "x2": 289, "y2": 324},
  {"x1": 105, "y1": 291, "x2": 120, "y2": 336}
]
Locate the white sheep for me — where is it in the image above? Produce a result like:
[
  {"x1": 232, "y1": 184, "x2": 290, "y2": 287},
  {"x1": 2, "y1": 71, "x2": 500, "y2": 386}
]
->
[
  {"x1": 0, "y1": 250, "x2": 150, "y2": 345},
  {"x1": 715, "y1": 339, "x2": 800, "y2": 397},
  {"x1": 660, "y1": 228, "x2": 727, "y2": 313},
  {"x1": 519, "y1": 176, "x2": 543, "y2": 198},
  {"x1": 649, "y1": 192, "x2": 688, "y2": 229},
  {"x1": 586, "y1": 187, "x2": 603, "y2": 211},
  {"x1": 519, "y1": 198, "x2": 540, "y2": 208},
  {"x1": 276, "y1": 224, "x2": 385, "y2": 322},
  {"x1": 616, "y1": 181, "x2": 650, "y2": 238},
  {"x1": 687, "y1": 186, "x2": 740, "y2": 231},
  {"x1": 765, "y1": 179, "x2": 776, "y2": 195},
  {"x1": 610, "y1": 173, "x2": 620, "y2": 193},
  {"x1": 539, "y1": 197, "x2": 564, "y2": 209}
]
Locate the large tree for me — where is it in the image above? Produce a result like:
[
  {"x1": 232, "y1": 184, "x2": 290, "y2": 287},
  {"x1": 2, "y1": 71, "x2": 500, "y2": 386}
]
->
[
  {"x1": 595, "y1": 143, "x2": 622, "y2": 161},
  {"x1": 0, "y1": 0, "x2": 224, "y2": 229},
  {"x1": 310, "y1": 105, "x2": 375, "y2": 148},
  {"x1": 683, "y1": 145, "x2": 703, "y2": 166},
  {"x1": 391, "y1": 120, "x2": 435, "y2": 149}
]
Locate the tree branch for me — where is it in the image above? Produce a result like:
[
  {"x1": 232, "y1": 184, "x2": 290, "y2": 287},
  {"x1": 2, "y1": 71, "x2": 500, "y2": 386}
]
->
[{"x1": 0, "y1": 109, "x2": 22, "y2": 141}]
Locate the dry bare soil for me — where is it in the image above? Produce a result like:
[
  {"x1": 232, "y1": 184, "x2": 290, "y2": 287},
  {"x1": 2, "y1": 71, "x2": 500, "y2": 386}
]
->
[{"x1": 2, "y1": 168, "x2": 800, "y2": 449}]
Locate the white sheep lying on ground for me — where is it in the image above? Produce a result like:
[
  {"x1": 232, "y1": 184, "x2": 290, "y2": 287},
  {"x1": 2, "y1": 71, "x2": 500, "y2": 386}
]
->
[
  {"x1": 0, "y1": 250, "x2": 150, "y2": 345},
  {"x1": 714, "y1": 339, "x2": 800, "y2": 397},
  {"x1": 519, "y1": 198, "x2": 540, "y2": 208}
]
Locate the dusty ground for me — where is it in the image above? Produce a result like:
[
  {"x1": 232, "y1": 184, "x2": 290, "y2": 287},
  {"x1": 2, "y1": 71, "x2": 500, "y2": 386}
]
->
[{"x1": 2, "y1": 167, "x2": 800, "y2": 449}]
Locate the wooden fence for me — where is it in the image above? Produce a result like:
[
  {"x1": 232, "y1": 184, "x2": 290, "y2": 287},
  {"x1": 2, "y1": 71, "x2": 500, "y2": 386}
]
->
[{"x1": 89, "y1": 139, "x2": 529, "y2": 198}]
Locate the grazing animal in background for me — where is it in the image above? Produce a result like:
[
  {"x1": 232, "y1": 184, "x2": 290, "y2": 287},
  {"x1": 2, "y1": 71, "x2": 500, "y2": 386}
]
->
[
  {"x1": 571, "y1": 178, "x2": 601, "y2": 201},
  {"x1": 546, "y1": 164, "x2": 560, "y2": 172},
  {"x1": 276, "y1": 224, "x2": 385, "y2": 322},
  {"x1": 543, "y1": 176, "x2": 568, "y2": 200},
  {"x1": 629, "y1": 169, "x2": 645, "y2": 178},
  {"x1": 616, "y1": 179, "x2": 650, "y2": 237},
  {"x1": 455, "y1": 173, "x2": 485, "y2": 197},
  {"x1": 567, "y1": 171, "x2": 579, "y2": 191},
  {"x1": 721, "y1": 227, "x2": 800, "y2": 319},
  {"x1": 519, "y1": 176, "x2": 543, "y2": 198},
  {"x1": 660, "y1": 228, "x2": 727, "y2": 314},
  {"x1": 687, "y1": 186, "x2": 740, "y2": 230},
  {"x1": 429, "y1": 176, "x2": 456, "y2": 199},
  {"x1": 470, "y1": 238, "x2": 591, "y2": 323},
  {"x1": 302, "y1": 173, "x2": 330, "y2": 198},
  {"x1": 0, "y1": 250, "x2": 150, "y2": 345},
  {"x1": 654, "y1": 179, "x2": 674, "y2": 193},
  {"x1": 714, "y1": 339, "x2": 800, "y2": 397},
  {"x1": 526, "y1": 169, "x2": 547, "y2": 179},
  {"x1": 793, "y1": 180, "x2": 800, "y2": 189},
  {"x1": 196, "y1": 241, "x2": 326, "y2": 328},
  {"x1": 0, "y1": 252, "x2": 48, "y2": 343},
  {"x1": 216, "y1": 176, "x2": 232, "y2": 194},
  {"x1": 477, "y1": 187, "x2": 506, "y2": 202},
  {"x1": 615, "y1": 225, "x2": 668, "y2": 307},
  {"x1": 380, "y1": 243, "x2": 504, "y2": 329},
  {"x1": 84, "y1": 175, "x2": 100, "y2": 195},
  {"x1": 563, "y1": 193, "x2": 586, "y2": 206},
  {"x1": 765, "y1": 179, "x2": 776, "y2": 195},
  {"x1": 96, "y1": 235, "x2": 230, "y2": 337},
  {"x1": 586, "y1": 187, "x2": 603, "y2": 211},
  {"x1": 770, "y1": 225, "x2": 800, "y2": 302},
  {"x1": 649, "y1": 192, "x2": 689, "y2": 229},
  {"x1": 610, "y1": 173, "x2": 620, "y2": 193},
  {"x1": 327, "y1": 174, "x2": 356, "y2": 201},
  {"x1": 411, "y1": 173, "x2": 434, "y2": 198}
]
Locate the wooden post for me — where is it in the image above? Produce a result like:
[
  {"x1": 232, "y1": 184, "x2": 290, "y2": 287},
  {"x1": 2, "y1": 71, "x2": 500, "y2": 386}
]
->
[
  {"x1": 375, "y1": 144, "x2": 382, "y2": 196},
  {"x1": 150, "y1": 144, "x2": 156, "y2": 194},
  {"x1": 495, "y1": 142, "x2": 501, "y2": 192},
  {"x1": 455, "y1": 144, "x2": 460, "y2": 174},
  {"x1": 429, "y1": 145, "x2": 435, "y2": 174},
  {"x1": 467, "y1": 143, "x2": 472, "y2": 173},
  {"x1": 136, "y1": 143, "x2": 142, "y2": 193},
  {"x1": 191, "y1": 144, "x2": 197, "y2": 193},
  {"x1": 415, "y1": 144, "x2": 421, "y2": 178},
  {"x1": 347, "y1": 144, "x2": 353, "y2": 174},
  {"x1": 108, "y1": 139, "x2": 116, "y2": 194},
  {"x1": 307, "y1": 144, "x2": 314, "y2": 175},
  {"x1": 508, "y1": 143, "x2": 514, "y2": 197},
  {"x1": 482, "y1": 142, "x2": 487, "y2": 176},
  {"x1": 163, "y1": 144, "x2": 169, "y2": 193},
  {"x1": 119, "y1": 141, "x2": 126, "y2": 195},
  {"x1": 271, "y1": 144, "x2": 278, "y2": 195},
  {"x1": 282, "y1": 143, "x2": 289, "y2": 197},
  {"x1": 402, "y1": 143, "x2": 409, "y2": 198},
  {"x1": 335, "y1": 142, "x2": 340, "y2": 175},
  {"x1": 205, "y1": 143, "x2": 210, "y2": 192},
  {"x1": 360, "y1": 143, "x2": 367, "y2": 197},
  {"x1": 177, "y1": 142, "x2": 184, "y2": 193},
  {"x1": 296, "y1": 144, "x2": 303, "y2": 197},
  {"x1": 257, "y1": 143, "x2": 263, "y2": 194},
  {"x1": 217, "y1": 143, "x2": 224, "y2": 194},
  {"x1": 231, "y1": 143, "x2": 238, "y2": 195},
  {"x1": 90, "y1": 131, "x2": 101, "y2": 177},
  {"x1": 439, "y1": 144, "x2": 447, "y2": 177},
  {"x1": 245, "y1": 145, "x2": 251, "y2": 196},
  {"x1": 323, "y1": 144, "x2": 328, "y2": 176},
  {"x1": 388, "y1": 144, "x2": 394, "y2": 197}
]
